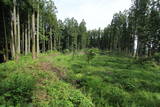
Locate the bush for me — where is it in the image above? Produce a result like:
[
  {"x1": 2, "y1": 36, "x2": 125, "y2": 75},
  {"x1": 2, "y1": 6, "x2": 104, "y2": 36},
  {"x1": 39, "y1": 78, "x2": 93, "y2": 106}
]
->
[
  {"x1": 135, "y1": 57, "x2": 150, "y2": 65},
  {"x1": 103, "y1": 86, "x2": 130, "y2": 107},
  {"x1": 135, "y1": 53, "x2": 160, "y2": 65},
  {"x1": 63, "y1": 49, "x2": 70, "y2": 54},
  {"x1": 100, "y1": 50, "x2": 111, "y2": 55},
  {"x1": 85, "y1": 48, "x2": 100, "y2": 63},
  {"x1": 0, "y1": 72, "x2": 36, "y2": 106},
  {"x1": 120, "y1": 79, "x2": 138, "y2": 92},
  {"x1": 152, "y1": 53, "x2": 160, "y2": 64},
  {"x1": 133, "y1": 91, "x2": 160, "y2": 107},
  {"x1": 34, "y1": 81, "x2": 94, "y2": 107}
]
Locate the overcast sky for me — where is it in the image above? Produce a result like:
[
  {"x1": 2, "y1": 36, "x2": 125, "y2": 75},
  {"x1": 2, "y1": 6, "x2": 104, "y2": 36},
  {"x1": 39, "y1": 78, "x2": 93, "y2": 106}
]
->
[{"x1": 54, "y1": 0, "x2": 132, "y2": 30}]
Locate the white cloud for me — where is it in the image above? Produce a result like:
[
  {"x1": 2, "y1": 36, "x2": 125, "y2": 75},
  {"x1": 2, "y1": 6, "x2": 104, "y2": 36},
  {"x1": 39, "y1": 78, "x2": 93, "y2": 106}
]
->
[{"x1": 54, "y1": 0, "x2": 131, "y2": 30}]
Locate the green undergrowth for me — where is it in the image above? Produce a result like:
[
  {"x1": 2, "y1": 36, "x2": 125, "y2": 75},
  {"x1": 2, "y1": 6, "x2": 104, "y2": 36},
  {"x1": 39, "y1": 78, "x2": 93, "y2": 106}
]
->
[
  {"x1": 52, "y1": 53, "x2": 160, "y2": 107},
  {"x1": 0, "y1": 51, "x2": 160, "y2": 107},
  {"x1": 0, "y1": 51, "x2": 93, "y2": 107}
]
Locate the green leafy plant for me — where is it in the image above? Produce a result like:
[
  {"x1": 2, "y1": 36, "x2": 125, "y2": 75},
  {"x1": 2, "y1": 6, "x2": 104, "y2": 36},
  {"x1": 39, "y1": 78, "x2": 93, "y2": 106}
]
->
[
  {"x1": 85, "y1": 48, "x2": 100, "y2": 63},
  {"x1": 63, "y1": 49, "x2": 70, "y2": 54},
  {"x1": 0, "y1": 72, "x2": 36, "y2": 106},
  {"x1": 152, "y1": 53, "x2": 160, "y2": 64}
]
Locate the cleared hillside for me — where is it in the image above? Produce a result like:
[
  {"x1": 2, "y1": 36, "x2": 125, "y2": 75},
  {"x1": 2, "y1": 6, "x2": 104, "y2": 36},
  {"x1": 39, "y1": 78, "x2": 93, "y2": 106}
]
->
[{"x1": 0, "y1": 51, "x2": 160, "y2": 107}]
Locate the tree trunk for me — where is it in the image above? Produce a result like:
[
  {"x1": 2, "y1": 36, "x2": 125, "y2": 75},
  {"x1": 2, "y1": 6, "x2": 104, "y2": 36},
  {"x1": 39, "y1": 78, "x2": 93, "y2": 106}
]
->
[
  {"x1": 58, "y1": 36, "x2": 61, "y2": 51},
  {"x1": 11, "y1": 11, "x2": 16, "y2": 60},
  {"x1": 36, "y1": 4, "x2": 40, "y2": 55},
  {"x1": 28, "y1": 14, "x2": 31, "y2": 53},
  {"x1": 133, "y1": 35, "x2": 138, "y2": 57},
  {"x1": 50, "y1": 28, "x2": 53, "y2": 50},
  {"x1": 42, "y1": 24, "x2": 45, "y2": 52},
  {"x1": 67, "y1": 36, "x2": 69, "y2": 49},
  {"x1": 13, "y1": 0, "x2": 18, "y2": 59},
  {"x1": 17, "y1": 7, "x2": 21, "y2": 55},
  {"x1": 21, "y1": 24, "x2": 24, "y2": 54},
  {"x1": 25, "y1": 24, "x2": 28, "y2": 55},
  {"x1": 32, "y1": 11, "x2": 36, "y2": 59},
  {"x1": 3, "y1": 8, "x2": 8, "y2": 61},
  {"x1": 54, "y1": 35, "x2": 56, "y2": 50},
  {"x1": 43, "y1": 40, "x2": 46, "y2": 52}
]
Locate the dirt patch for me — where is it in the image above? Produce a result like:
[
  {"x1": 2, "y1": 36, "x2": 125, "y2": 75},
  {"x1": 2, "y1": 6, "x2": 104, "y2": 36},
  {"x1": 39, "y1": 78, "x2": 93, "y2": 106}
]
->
[
  {"x1": 37, "y1": 62, "x2": 56, "y2": 71},
  {"x1": 36, "y1": 62, "x2": 66, "y2": 79},
  {"x1": 32, "y1": 60, "x2": 66, "y2": 104},
  {"x1": 37, "y1": 53, "x2": 59, "y2": 59},
  {"x1": 34, "y1": 89, "x2": 49, "y2": 101}
]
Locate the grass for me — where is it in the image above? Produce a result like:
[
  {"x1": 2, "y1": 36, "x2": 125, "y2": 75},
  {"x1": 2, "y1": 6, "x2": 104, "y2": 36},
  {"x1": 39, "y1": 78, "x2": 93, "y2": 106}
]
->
[
  {"x1": 52, "y1": 53, "x2": 160, "y2": 107},
  {"x1": 0, "y1": 52, "x2": 93, "y2": 107},
  {"x1": 0, "y1": 51, "x2": 160, "y2": 107}
]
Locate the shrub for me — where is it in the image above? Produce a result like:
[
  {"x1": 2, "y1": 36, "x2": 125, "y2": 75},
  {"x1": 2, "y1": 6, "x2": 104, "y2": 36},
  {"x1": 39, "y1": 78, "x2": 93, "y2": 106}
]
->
[
  {"x1": 104, "y1": 86, "x2": 130, "y2": 107},
  {"x1": 85, "y1": 48, "x2": 100, "y2": 63},
  {"x1": 152, "y1": 53, "x2": 160, "y2": 64},
  {"x1": 100, "y1": 50, "x2": 111, "y2": 55},
  {"x1": 63, "y1": 49, "x2": 70, "y2": 54},
  {"x1": 33, "y1": 81, "x2": 94, "y2": 107},
  {"x1": 135, "y1": 57, "x2": 150, "y2": 65},
  {"x1": 87, "y1": 84, "x2": 130, "y2": 107},
  {"x1": 120, "y1": 79, "x2": 138, "y2": 92},
  {"x1": 0, "y1": 72, "x2": 36, "y2": 106},
  {"x1": 135, "y1": 53, "x2": 160, "y2": 65},
  {"x1": 133, "y1": 91, "x2": 160, "y2": 107}
]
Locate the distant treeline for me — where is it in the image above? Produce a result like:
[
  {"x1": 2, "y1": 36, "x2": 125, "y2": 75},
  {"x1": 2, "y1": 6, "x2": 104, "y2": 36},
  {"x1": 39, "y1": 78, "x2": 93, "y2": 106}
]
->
[
  {"x1": 89, "y1": 0, "x2": 160, "y2": 57},
  {"x1": 0, "y1": 0, "x2": 160, "y2": 62}
]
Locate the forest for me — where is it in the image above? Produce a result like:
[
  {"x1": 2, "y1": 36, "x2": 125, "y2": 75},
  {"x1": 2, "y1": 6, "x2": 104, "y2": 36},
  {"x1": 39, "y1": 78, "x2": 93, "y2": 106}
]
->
[{"x1": 0, "y1": 0, "x2": 160, "y2": 107}]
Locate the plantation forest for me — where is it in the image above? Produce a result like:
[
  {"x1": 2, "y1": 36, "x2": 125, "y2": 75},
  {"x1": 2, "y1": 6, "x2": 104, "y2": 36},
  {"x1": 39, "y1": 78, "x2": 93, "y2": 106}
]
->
[{"x1": 0, "y1": 0, "x2": 160, "y2": 107}]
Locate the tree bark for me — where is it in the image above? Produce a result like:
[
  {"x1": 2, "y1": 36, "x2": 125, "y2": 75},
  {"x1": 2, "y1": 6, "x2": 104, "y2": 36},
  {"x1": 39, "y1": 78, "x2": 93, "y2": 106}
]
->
[
  {"x1": 42, "y1": 24, "x2": 45, "y2": 52},
  {"x1": 22, "y1": 24, "x2": 24, "y2": 54},
  {"x1": 50, "y1": 28, "x2": 53, "y2": 50},
  {"x1": 25, "y1": 24, "x2": 28, "y2": 55},
  {"x1": 11, "y1": 11, "x2": 16, "y2": 60},
  {"x1": 17, "y1": 7, "x2": 21, "y2": 55},
  {"x1": 58, "y1": 35, "x2": 61, "y2": 51},
  {"x1": 13, "y1": 0, "x2": 18, "y2": 59},
  {"x1": 3, "y1": 8, "x2": 8, "y2": 61},
  {"x1": 32, "y1": 11, "x2": 36, "y2": 59},
  {"x1": 133, "y1": 35, "x2": 138, "y2": 57},
  {"x1": 28, "y1": 14, "x2": 31, "y2": 53},
  {"x1": 36, "y1": 3, "x2": 40, "y2": 55}
]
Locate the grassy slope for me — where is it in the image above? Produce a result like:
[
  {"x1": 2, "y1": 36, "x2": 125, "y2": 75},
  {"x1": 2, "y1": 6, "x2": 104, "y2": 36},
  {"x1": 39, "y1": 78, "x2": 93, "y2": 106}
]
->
[
  {"x1": 0, "y1": 52, "x2": 93, "y2": 107},
  {"x1": 53, "y1": 53, "x2": 160, "y2": 107},
  {"x1": 0, "y1": 52, "x2": 160, "y2": 107}
]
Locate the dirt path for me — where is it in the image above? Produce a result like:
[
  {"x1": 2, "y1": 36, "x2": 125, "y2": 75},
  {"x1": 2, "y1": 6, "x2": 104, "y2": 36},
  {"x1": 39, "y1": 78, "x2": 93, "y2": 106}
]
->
[{"x1": 36, "y1": 53, "x2": 66, "y2": 79}]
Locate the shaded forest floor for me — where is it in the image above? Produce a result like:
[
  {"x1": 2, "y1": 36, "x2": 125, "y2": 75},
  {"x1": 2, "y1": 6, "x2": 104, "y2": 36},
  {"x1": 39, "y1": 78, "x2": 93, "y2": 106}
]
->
[{"x1": 0, "y1": 51, "x2": 160, "y2": 107}]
